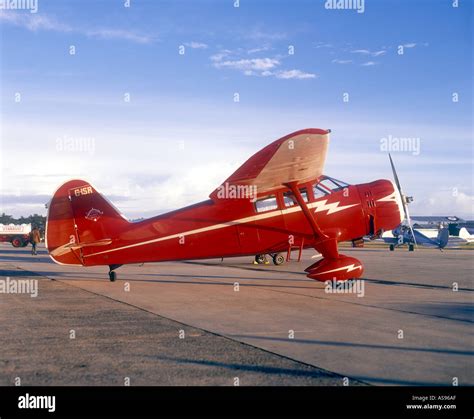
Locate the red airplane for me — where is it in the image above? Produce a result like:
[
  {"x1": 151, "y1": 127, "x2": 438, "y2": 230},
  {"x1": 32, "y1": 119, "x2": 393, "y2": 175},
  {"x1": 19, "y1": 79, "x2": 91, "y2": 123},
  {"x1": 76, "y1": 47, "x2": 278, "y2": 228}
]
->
[{"x1": 45, "y1": 128, "x2": 405, "y2": 282}]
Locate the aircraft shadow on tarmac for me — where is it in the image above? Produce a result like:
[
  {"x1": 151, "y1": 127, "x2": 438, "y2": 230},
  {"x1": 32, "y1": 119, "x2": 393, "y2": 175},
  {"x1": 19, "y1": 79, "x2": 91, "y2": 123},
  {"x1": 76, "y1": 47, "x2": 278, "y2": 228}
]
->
[
  {"x1": 0, "y1": 269, "x2": 44, "y2": 277},
  {"x1": 0, "y1": 248, "x2": 41, "y2": 254},
  {"x1": 142, "y1": 355, "x2": 350, "y2": 381},
  {"x1": 227, "y1": 335, "x2": 474, "y2": 357},
  {"x1": 396, "y1": 302, "x2": 474, "y2": 321},
  {"x1": 0, "y1": 256, "x2": 53, "y2": 264},
  {"x1": 116, "y1": 275, "x2": 319, "y2": 290}
]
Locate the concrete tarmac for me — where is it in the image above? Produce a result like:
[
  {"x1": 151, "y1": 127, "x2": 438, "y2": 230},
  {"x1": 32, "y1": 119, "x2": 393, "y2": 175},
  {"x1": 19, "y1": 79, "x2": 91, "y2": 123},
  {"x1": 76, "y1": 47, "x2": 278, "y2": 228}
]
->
[{"x1": 0, "y1": 244, "x2": 472, "y2": 386}]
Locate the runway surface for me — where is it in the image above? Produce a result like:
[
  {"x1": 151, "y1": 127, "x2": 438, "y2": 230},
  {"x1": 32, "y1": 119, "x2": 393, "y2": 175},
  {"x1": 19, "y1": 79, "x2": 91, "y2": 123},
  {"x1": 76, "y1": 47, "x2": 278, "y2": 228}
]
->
[{"x1": 0, "y1": 244, "x2": 472, "y2": 386}]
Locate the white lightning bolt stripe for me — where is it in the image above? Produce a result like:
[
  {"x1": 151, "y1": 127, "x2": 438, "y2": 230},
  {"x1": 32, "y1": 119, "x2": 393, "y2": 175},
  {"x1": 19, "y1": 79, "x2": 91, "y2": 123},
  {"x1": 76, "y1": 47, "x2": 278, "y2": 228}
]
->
[
  {"x1": 313, "y1": 263, "x2": 362, "y2": 276},
  {"x1": 313, "y1": 199, "x2": 359, "y2": 215},
  {"x1": 376, "y1": 181, "x2": 405, "y2": 225},
  {"x1": 376, "y1": 191, "x2": 397, "y2": 203}
]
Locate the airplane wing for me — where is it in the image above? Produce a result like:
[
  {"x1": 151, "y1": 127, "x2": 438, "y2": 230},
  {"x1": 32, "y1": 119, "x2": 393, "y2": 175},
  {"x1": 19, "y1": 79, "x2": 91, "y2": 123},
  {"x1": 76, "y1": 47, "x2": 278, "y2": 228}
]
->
[{"x1": 210, "y1": 128, "x2": 330, "y2": 200}]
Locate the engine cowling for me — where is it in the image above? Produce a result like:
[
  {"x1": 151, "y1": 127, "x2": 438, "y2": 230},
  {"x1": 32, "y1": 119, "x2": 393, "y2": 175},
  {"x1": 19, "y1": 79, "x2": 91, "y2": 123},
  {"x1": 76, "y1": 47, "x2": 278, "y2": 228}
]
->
[{"x1": 305, "y1": 255, "x2": 364, "y2": 282}]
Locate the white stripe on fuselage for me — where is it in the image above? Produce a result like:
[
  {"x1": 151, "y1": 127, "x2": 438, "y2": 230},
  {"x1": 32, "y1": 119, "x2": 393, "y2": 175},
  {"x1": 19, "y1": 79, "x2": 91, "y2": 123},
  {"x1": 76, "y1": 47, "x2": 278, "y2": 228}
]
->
[{"x1": 82, "y1": 199, "x2": 360, "y2": 258}]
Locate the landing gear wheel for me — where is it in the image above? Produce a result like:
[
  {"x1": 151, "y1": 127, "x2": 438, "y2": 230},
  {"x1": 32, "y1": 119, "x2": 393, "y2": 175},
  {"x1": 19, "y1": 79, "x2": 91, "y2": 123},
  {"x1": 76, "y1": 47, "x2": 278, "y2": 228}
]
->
[
  {"x1": 272, "y1": 253, "x2": 285, "y2": 265},
  {"x1": 255, "y1": 254, "x2": 267, "y2": 264},
  {"x1": 389, "y1": 244, "x2": 395, "y2": 251},
  {"x1": 109, "y1": 271, "x2": 117, "y2": 282},
  {"x1": 408, "y1": 244, "x2": 414, "y2": 252}
]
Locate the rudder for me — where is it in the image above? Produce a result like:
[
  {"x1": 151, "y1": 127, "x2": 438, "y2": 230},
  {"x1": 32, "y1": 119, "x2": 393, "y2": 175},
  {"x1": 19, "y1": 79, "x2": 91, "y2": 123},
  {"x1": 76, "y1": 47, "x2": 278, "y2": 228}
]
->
[{"x1": 46, "y1": 180, "x2": 129, "y2": 265}]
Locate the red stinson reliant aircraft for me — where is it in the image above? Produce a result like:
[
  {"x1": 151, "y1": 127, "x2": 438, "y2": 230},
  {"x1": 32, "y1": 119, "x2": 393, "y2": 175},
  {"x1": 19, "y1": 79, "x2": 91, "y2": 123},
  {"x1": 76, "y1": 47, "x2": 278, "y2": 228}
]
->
[{"x1": 46, "y1": 128, "x2": 406, "y2": 282}]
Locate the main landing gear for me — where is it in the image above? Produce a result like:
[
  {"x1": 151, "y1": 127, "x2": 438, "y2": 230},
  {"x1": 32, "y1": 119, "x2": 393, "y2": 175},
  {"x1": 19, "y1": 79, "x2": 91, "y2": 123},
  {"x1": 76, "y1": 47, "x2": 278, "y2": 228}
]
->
[
  {"x1": 254, "y1": 253, "x2": 285, "y2": 266},
  {"x1": 283, "y1": 181, "x2": 364, "y2": 283},
  {"x1": 108, "y1": 264, "x2": 122, "y2": 282}
]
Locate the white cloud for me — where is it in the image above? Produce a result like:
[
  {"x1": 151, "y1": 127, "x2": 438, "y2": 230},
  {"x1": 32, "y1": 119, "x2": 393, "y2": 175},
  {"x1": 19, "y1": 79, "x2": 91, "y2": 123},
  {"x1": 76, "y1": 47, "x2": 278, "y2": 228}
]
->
[
  {"x1": 210, "y1": 50, "x2": 232, "y2": 62},
  {"x1": 403, "y1": 43, "x2": 417, "y2": 48},
  {"x1": 213, "y1": 57, "x2": 280, "y2": 71},
  {"x1": 184, "y1": 41, "x2": 208, "y2": 49},
  {"x1": 0, "y1": 10, "x2": 71, "y2": 32},
  {"x1": 315, "y1": 42, "x2": 333, "y2": 49},
  {"x1": 243, "y1": 29, "x2": 287, "y2": 41},
  {"x1": 351, "y1": 49, "x2": 386, "y2": 57},
  {"x1": 0, "y1": 10, "x2": 153, "y2": 43},
  {"x1": 351, "y1": 49, "x2": 370, "y2": 55},
  {"x1": 332, "y1": 59, "x2": 353, "y2": 64},
  {"x1": 211, "y1": 50, "x2": 316, "y2": 80},
  {"x1": 87, "y1": 29, "x2": 151, "y2": 44},
  {"x1": 361, "y1": 61, "x2": 377, "y2": 66},
  {"x1": 274, "y1": 69, "x2": 317, "y2": 79},
  {"x1": 247, "y1": 46, "x2": 271, "y2": 54},
  {"x1": 412, "y1": 191, "x2": 474, "y2": 218}
]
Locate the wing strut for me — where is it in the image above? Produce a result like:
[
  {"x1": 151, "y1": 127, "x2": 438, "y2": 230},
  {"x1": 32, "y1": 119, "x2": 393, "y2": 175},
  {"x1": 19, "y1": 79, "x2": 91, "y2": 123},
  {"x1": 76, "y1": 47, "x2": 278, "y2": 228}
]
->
[
  {"x1": 284, "y1": 182, "x2": 326, "y2": 238},
  {"x1": 284, "y1": 182, "x2": 339, "y2": 259}
]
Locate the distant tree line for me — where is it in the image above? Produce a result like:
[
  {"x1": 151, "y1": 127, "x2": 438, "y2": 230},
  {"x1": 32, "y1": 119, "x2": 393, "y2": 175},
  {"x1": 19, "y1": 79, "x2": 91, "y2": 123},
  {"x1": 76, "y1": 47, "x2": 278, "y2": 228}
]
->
[{"x1": 0, "y1": 213, "x2": 46, "y2": 229}]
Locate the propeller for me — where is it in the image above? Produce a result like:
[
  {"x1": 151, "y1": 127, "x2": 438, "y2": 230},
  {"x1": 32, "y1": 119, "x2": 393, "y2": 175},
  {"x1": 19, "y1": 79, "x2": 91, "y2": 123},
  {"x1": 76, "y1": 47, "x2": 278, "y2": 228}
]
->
[{"x1": 388, "y1": 154, "x2": 417, "y2": 247}]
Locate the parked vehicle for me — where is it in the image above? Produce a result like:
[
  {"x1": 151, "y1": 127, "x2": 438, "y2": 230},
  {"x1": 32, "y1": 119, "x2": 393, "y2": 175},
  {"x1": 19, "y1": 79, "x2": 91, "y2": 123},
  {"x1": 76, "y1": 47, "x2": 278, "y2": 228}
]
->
[{"x1": 0, "y1": 223, "x2": 32, "y2": 247}]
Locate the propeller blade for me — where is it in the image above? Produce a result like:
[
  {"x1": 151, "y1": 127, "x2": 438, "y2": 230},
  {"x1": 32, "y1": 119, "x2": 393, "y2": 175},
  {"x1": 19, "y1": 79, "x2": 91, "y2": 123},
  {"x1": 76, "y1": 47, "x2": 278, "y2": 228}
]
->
[
  {"x1": 404, "y1": 201, "x2": 417, "y2": 247},
  {"x1": 388, "y1": 154, "x2": 417, "y2": 247},
  {"x1": 389, "y1": 153, "x2": 403, "y2": 195}
]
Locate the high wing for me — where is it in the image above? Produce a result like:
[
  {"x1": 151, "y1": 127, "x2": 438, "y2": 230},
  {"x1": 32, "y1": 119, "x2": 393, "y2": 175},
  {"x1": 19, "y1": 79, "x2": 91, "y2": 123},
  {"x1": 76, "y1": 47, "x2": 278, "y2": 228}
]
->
[{"x1": 209, "y1": 128, "x2": 330, "y2": 200}]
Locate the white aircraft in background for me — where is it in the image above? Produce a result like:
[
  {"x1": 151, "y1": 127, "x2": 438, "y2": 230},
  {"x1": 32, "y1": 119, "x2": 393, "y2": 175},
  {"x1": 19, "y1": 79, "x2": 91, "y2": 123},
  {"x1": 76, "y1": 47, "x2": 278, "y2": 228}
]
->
[{"x1": 459, "y1": 228, "x2": 474, "y2": 243}]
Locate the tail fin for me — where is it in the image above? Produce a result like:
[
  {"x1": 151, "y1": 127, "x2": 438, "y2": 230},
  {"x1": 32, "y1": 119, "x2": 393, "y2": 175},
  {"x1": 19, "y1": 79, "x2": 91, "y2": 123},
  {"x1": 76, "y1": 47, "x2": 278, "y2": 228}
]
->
[
  {"x1": 46, "y1": 180, "x2": 129, "y2": 265},
  {"x1": 459, "y1": 227, "x2": 474, "y2": 243},
  {"x1": 436, "y1": 227, "x2": 449, "y2": 249}
]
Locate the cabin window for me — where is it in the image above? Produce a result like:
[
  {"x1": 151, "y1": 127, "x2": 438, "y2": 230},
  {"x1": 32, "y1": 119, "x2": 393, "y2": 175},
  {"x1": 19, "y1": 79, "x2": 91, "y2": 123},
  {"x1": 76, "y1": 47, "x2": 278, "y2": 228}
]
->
[
  {"x1": 283, "y1": 188, "x2": 308, "y2": 207},
  {"x1": 255, "y1": 195, "x2": 278, "y2": 213}
]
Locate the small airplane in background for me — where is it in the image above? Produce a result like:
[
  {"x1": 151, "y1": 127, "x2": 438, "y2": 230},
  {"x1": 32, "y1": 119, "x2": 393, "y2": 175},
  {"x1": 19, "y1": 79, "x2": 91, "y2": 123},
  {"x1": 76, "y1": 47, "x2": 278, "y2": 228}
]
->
[
  {"x1": 459, "y1": 227, "x2": 474, "y2": 243},
  {"x1": 45, "y1": 128, "x2": 410, "y2": 282},
  {"x1": 381, "y1": 225, "x2": 450, "y2": 251}
]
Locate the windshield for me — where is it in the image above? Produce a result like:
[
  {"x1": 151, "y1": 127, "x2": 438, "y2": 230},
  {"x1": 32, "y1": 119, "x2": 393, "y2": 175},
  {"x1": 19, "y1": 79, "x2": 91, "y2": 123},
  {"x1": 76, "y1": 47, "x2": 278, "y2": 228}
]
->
[{"x1": 313, "y1": 176, "x2": 350, "y2": 198}]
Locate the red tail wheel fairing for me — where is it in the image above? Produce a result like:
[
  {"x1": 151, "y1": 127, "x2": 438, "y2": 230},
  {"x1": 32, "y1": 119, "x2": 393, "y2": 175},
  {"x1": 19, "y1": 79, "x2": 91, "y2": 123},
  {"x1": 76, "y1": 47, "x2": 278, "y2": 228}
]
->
[{"x1": 305, "y1": 255, "x2": 364, "y2": 281}]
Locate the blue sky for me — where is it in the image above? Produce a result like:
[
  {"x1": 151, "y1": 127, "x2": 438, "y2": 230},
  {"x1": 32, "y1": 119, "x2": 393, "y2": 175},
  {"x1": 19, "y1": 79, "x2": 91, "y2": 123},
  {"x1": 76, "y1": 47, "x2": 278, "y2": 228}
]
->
[{"x1": 0, "y1": 0, "x2": 472, "y2": 218}]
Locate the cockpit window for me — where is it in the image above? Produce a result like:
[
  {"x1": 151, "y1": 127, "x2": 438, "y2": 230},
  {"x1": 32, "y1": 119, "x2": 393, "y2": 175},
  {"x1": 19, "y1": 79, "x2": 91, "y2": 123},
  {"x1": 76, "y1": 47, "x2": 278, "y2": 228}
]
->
[
  {"x1": 313, "y1": 176, "x2": 349, "y2": 198},
  {"x1": 283, "y1": 188, "x2": 308, "y2": 207}
]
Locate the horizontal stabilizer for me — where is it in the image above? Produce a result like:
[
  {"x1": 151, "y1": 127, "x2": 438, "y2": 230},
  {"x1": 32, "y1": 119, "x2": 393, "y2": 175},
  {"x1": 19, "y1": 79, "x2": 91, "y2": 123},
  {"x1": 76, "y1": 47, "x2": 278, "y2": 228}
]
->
[{"x1": 50, "y1": 239, "x2": 113, "y2": 257}]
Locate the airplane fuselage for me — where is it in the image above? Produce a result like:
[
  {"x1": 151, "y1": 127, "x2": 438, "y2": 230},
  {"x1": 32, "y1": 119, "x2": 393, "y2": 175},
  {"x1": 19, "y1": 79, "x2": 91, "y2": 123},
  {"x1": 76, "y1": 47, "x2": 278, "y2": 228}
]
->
[{"x1": 60, "y1": 178, "x2": 401, "y2": 267}]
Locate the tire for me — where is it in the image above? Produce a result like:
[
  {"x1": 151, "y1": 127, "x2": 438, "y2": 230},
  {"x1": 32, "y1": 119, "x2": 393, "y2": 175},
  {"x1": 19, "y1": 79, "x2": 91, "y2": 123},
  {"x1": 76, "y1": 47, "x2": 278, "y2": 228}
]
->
[
  {"x1": 408, "y1": 244, "x2": 414, "y2": 252},
  {"x1": 255, "y1": 254, "x2": 266, "y2": 264},
  {"x1": 109, "y1": 271, "x2": 117, "y2": 282},
  {"x1": 11, "y1": 237, "x2": 23, "y2": 248},
  {"x1": 389, "y1": 244, "x2": 395, "y2": 251},
  {"x1": 21, "y1": 241, "x2": 29, "y2": 247},
  {"x1": 272, "y1": 253, "x2": 285, "y2": 265}
]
